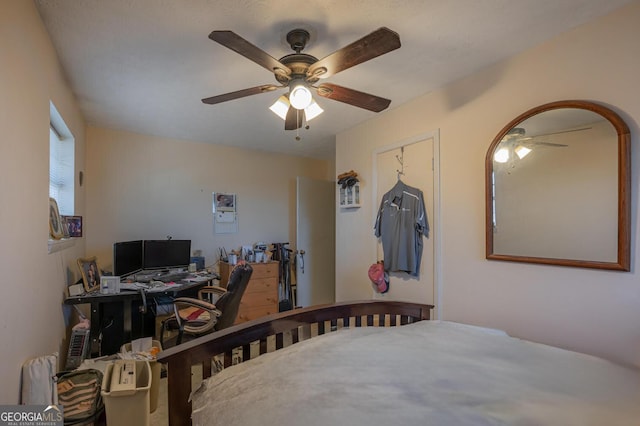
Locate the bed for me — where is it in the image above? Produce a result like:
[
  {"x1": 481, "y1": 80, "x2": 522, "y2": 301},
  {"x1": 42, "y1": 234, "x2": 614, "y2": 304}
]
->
[{"x1": 157, "y1": 301, "x2": 640, "y2": 426}]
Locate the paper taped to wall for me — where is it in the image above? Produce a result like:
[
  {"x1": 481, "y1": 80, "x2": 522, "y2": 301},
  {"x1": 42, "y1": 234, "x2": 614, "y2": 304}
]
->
[{"x1": 216, "y1": 211, "x2": 235, "y2": 223}]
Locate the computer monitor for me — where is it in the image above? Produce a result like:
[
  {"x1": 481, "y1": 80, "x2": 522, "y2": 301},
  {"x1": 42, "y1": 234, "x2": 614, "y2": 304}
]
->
[
  {"x1": 143, "y1": 239, "x2": 191, "y2": 270},
  {"x1": 113, "y1": 240, "x2": 144, "y2": 276}
]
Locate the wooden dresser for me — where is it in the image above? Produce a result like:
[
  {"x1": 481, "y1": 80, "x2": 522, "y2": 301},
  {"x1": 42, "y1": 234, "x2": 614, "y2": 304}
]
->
[{"x1": 219, "y1": 261, "x2": 279, "y2": 324}]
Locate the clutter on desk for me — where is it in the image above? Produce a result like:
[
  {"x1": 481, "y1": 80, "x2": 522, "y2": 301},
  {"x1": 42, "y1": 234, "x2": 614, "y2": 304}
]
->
[
  {"x1": 77, "y1": 256, "x2": 102, "y2": 293},
  {"x1": 100, "y1": 275, "x2": 121, "y2": 294},
  {"x1": 68, "y1": 282, "x2": 84, "y2": 297},
  {"x1": 190, "y1": 250, "x2": 205, "y2": 271},
  {"x1": 219, "y1": 242, "x2": 273, "y2": 264}
]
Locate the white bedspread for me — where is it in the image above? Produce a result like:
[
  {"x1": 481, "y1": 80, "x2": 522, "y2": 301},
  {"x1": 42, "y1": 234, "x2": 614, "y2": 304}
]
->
[{"x1": 191, "y1": 321, "x2": 640, "y2": 426}]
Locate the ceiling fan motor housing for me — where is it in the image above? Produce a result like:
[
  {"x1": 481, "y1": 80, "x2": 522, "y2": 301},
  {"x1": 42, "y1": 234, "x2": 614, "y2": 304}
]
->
[
  {"x1": 275, "y1": 29, "x2": 320, "y2": 86},
  {"x1": 287, "y1": 29, "x2": 310, "y2": 53},
  {"x1": 275, "y1": 53, "x2": 319, "y2": 85}
]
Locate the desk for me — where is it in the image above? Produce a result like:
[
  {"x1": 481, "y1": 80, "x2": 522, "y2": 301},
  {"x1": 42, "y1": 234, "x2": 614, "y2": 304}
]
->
[{"x1": 64, "y1": 276, "x2": 217, "y2": 356}]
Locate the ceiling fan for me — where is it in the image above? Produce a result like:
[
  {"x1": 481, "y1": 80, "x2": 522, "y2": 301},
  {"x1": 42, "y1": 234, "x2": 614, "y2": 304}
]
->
[
  {"x1": 495, "y1": 127, "x2": 578, "y2": 165},
  {"x1": 201, "y1": 27, "x2": 401, "y2": 131},
  {"x1": 502, "y1": 126, "x2": 593, "y2": 148}
]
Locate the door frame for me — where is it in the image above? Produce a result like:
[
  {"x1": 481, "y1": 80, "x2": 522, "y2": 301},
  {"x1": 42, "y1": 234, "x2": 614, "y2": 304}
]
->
[{"x1": 371, "y1": 130, "x2": 442, "y2": 319}]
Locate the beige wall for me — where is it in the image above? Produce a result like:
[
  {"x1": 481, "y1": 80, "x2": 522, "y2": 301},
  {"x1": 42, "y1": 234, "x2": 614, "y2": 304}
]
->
[
  {"x1": 0, "y1": 1, "x2": 87, "y2": 403},
  {"x1": 336, "y1": 1, "x2": 640, "y2": 368},
  {"x1": 85, "y1": 126, "x2": 331, "y2": 272}
]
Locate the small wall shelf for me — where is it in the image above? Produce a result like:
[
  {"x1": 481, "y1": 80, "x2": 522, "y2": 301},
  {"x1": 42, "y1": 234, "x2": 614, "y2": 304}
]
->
[
  {"x1": 48, "y1": 237, "x2": 78, "y2": 254},
  {"x1": 339, "y1": 183, "x2": 360, "y2": 209}
]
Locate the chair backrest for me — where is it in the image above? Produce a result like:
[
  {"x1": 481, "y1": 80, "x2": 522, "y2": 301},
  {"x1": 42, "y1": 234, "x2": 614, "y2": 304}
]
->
[{"x1": 214, "y1": 263, "x2": 253, "y2": 330}]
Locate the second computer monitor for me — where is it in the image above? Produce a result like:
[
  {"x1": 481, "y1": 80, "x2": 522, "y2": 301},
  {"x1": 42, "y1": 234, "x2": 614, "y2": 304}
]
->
[
  {"x1": 143, "y1": 239, "x2": 191, "y2": 270},
  {"x1": 113, "y1": 240, "x2": 144, "y2": 276}
]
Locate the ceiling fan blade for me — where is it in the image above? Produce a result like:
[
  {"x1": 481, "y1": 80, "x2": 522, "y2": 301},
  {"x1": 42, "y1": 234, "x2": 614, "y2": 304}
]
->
[
  {"x1": 316, "y1": 83, "x2": 391, "y2": 112},
  {"x1": 531, "y1": 127, "x2": 592, "y2": 139},
  {"x1": 285, "y1": 106, "x2": 303, "y2": 130},
  {"x1": 530, "y1": 141, "x2": 569, "y2": 147},
  {"x1": 209, "y1": 31, "x2": 291, "y2": 77},
  {"x1": 307, "y1": 27, "x2": 400, "y2": 80},
  {"x1": 202, "y1": 84, "x2": 282, "y2": 105}
]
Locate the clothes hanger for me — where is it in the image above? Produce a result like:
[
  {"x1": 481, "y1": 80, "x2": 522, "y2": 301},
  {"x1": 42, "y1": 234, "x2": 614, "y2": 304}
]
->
[{"x1": 396, "y1": 146, "x2": 405, "y2": 182}]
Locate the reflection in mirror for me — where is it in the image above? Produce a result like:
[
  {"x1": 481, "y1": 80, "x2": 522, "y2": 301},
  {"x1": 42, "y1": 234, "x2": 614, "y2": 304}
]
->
[{"x1": 486, "y1": 101, "x2": 630, "y2": 270}]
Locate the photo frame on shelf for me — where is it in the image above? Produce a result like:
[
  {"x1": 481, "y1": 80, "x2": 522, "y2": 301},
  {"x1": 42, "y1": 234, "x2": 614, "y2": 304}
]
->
[
  {"x1": 49, "y1": 197, "x2": 64, "y2": 240},
  {"x1": 62, "y1": 215, "x2": 83, "y2": 238},
  {"x1": 77, "y1": 256, "x2": 101, "y2": 293},
  {"x1": 61, "y1": 217, "x2": 70, "y2": 238}
]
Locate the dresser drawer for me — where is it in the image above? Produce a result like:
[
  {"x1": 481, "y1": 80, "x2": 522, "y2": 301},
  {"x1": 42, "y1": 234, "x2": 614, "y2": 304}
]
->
[
  {"x1": 236, "y1": 305, "x2": 279, "y2": 323},
  {"x1": 219, "y1": 261, "x2": 279, "y2": 286},
  {"x1": 239, "y1": 290, "x2": 278, "y2": 309},
  {"x1": 245, "y1": 277, "x2": 278, "y2": 294},
  {"x1": 249, "y1": 262, "x2": 279, "y2": 279}
]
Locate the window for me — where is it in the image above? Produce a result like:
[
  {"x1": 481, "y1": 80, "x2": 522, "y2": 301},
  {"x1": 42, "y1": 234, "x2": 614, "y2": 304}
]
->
[{"x1": 49, "y1": 101, "x2": 75, "y2": 216}]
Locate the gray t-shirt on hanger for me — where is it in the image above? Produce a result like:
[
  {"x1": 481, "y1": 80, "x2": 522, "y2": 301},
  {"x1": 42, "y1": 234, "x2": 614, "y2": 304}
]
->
[{"x1": 374, "y1": 180, "x2": 429, "y2": 276}]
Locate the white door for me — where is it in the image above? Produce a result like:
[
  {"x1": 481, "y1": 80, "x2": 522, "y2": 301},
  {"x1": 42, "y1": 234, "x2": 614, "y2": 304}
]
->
[
  {"x1": 373, "y1": 135, "x2": 438, "y2": 310},
  {"x1": 296, "y1": 177, "x2": 336, "y2": 307}
]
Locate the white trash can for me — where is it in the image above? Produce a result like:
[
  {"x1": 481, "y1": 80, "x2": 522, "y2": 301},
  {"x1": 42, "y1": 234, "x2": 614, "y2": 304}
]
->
[
  {"x1": 121, "y1": 340, "x2": 162, "y2": 413},
  {"x1": 102, "y1": 360, "x2": 151, "y2": 426}
]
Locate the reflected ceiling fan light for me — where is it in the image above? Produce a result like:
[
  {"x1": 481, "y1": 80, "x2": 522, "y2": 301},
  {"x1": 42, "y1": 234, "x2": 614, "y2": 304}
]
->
[
  {"x1": 515, "y1": 145, "x2": 532, "y2": 159},
  {"x1": 289, "y1": 81, "x2": 313, "y2": 110},
  {"x1": 494, "y1": 147, "x2": 510, "y2": 163},
  {"x1": 269, "y1": 95, "x2": 290, "y2": 120},
  {"x1": 304, "y1": 99, "x2": 324, "y2": 121}
]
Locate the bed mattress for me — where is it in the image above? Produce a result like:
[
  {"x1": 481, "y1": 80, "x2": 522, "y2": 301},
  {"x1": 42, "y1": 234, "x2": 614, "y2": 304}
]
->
[{"x1": 191, "y1": 321, "x2": 640, "y2": 425}]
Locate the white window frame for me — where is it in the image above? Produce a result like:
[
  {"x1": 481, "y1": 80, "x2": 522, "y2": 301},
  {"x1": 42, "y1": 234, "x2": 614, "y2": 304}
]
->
[{"x1": 49, "y1": 101, "x2": 75, "y2": 216}]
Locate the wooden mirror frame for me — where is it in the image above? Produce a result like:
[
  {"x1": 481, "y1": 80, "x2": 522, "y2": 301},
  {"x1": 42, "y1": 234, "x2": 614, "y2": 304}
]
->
[{"x1": 485, "y1": 100, "x2": 631, "y2": 271}]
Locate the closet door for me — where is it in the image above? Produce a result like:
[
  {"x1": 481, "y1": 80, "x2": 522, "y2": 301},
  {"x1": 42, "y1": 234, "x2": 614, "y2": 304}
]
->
[
  {"x1": 374, "y1": 136, "x2": 436, "y2": 307},
  {"x1": 296, "y1": 177, "x2": 336, "y2": 307}
]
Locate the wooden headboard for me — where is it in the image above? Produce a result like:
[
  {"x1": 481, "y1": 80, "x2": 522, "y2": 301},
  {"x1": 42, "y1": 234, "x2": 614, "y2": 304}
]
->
[{"x1": 157, "y1": 300, "x2": 433, "y2": 426}]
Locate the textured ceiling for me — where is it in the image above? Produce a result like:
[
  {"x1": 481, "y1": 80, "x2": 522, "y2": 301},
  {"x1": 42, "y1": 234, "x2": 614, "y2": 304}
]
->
[{"x1": 34, "y1": 0, "x2": 633, "y2": 159}]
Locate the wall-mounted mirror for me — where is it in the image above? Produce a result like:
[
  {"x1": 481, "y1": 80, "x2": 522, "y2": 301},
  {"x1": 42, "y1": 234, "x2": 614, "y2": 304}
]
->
[{"x1": 485, "y1": 100, "x2": 630, "y2": 271}]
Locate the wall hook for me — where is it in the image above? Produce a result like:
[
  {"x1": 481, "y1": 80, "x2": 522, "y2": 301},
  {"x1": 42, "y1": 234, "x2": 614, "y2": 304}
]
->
[{"x1": 396, "y1": 146, "x2": 405, "y2": 180}]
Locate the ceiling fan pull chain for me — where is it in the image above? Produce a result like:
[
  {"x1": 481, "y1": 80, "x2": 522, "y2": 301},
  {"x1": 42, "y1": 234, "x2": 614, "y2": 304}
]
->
[
  {"x1": 304, "y1": 110, "x2": 310, "y2": 131},
  {"x1": 295, "y1": 109, "x2": 301, "y2": 141}
]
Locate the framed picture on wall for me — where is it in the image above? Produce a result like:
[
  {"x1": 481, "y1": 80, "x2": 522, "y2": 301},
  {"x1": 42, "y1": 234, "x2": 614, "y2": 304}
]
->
[
  {"x1": 77, "y1": 256, "x2": 100, "y2": 293},
  {"x1": 49, "y1": 197, "x2": 64, "y2": 240},
  {"x1": 62, "y1": 215, "x2": 83, "y2": 238},
  {"x1": 214, "y1": 193, "x2": 236, "y2": 212}
]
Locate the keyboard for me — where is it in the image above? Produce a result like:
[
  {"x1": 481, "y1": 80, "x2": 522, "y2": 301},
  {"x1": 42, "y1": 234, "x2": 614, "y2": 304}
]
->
[{"x1": 157, "y1": 272, "x2": 190, "y2": 283}]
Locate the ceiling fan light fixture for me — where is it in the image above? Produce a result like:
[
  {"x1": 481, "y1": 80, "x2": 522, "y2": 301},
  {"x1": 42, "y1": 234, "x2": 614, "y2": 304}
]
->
[
  {"x1": 515, "y1": 145, "x2": 532, "y2": 159},
  {"x1": 269, "y1": 95, "x2": 290, "y2": 120},
  {"x1": 494, "y1": 147, "x2": 509, "y2": 163},
  {"x1": 304, "y1": 99, "x2": 323, "y2": 121},
  {"x1": 289, "y1": 81, "x2": 312, "y2": 110}
]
